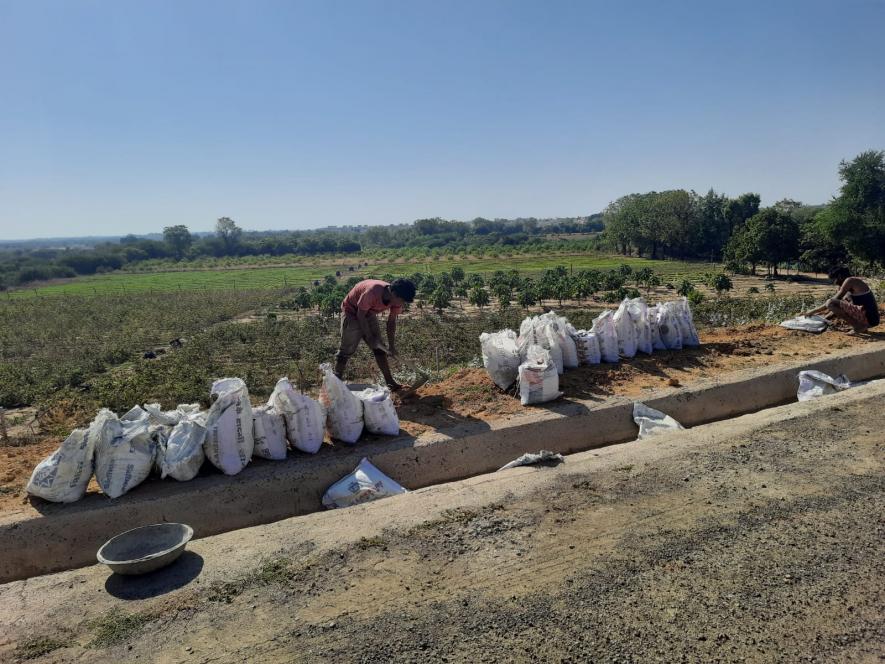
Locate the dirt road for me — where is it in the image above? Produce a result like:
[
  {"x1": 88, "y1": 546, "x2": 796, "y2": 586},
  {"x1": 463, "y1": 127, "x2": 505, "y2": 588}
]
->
[{"x1": 2, "y1": 381, "x2": 884, "y2": 663}]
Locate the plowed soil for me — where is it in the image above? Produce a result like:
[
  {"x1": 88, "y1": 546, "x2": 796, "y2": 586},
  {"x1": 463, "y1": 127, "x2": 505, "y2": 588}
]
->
[{"x1": 2, "y1": 323, "x2": 882, "y2": 511}]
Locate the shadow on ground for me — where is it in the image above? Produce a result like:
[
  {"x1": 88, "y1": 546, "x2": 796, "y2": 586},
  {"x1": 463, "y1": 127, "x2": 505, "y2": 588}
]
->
[{"x1": 104, "y1": 551, "x2": 204, "y2": 600}]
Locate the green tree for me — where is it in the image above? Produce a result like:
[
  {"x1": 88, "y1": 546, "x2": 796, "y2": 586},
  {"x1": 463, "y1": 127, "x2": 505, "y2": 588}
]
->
[
  {"x1": 707, "y1": 273, "x2": 733, "y2": 296},
  {"x1": 744, "y1": 208, "x2": 800, "y2": 275},
  {"x1": 518, "y1": 287, "x2": 537, "y2": 309},
  {"x1": 450, "y1": 266, "x2": 465, "y2": 283},
  {"x1": 468, "y1": 286, "x2": 490, "y2": 309},
  {"x1": 430, "y1": 287, "x2": 451, "y2": 313},
  {"x1": 815, "y1": 150, "x2": 885, "y2": 268},
  {"x1": 216, "y1": 217, "x2": 242, "y2": 252},
  {"x1": 163, "y1": 225, "x2": 192, "y2": 258}
]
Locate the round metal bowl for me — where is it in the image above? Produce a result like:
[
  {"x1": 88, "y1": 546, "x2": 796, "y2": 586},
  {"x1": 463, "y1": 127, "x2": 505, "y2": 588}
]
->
[{"x1": 97, "y1": 523, "x2": 194, "y2": 575}]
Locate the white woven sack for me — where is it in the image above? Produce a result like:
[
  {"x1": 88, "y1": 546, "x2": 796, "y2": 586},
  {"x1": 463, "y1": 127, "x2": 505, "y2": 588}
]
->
[
  {"x1": 591, "y1": 310, "x2": 620, "y2": 363},
  {"x1": 627, "y1": 298, "x2": 653, "y2": 355},
  {"x1": 518, "y1": 345, "x2": 562, "y2": 406},
  {"x1": 657, "y1": 303, "x2": 683, "y2": 350},
  {"x1": 356, "y1": 386, "x2": 400, "y2": 436},
  {"x1": 648, "y1": 304, "x2": 667, "y2": 350},
  {"x1": 322, "y1": 457, "x2": 408, "y2": 509},
  {"x1": 94, "y1": 409, "x2": 157, "y2": 499},
  {"x1": 479, "y1": 329, "x2": 521, "y2": 390},
  {"x1": 633, "y1": 402, "x2": 685, "y2": 439},
  {"x1": 252, "y1": 405, "x2": 288, "y2": 460},
  {"x1": 320, "y1": 363, "x2": 364, "y2": 444},
  {"x1": 204, "y1": 378, "x2": 254, "y2": 476},
  {"x1": 26, "y1": 417, "x2": 99, "y2": 503},
  {"x1": 269, "y1": 377, "x2": 325, "y2": 454},
  {"x1": 613, "y1": 299, "x2": 638, "y2": 358},
  {"x1": 161, "y1": 417, "x2": 207, "y2": 481}
]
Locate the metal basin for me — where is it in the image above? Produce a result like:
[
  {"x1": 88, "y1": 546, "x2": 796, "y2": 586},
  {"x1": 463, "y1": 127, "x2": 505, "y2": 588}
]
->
[{"x1": 97, "y1": 523, "x2": 194, "y2": 575}]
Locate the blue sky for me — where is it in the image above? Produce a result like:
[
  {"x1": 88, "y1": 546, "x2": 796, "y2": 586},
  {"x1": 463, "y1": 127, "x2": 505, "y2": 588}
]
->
[{"x1": 1, "y1": 0, "x2": 883, "y2": 240}]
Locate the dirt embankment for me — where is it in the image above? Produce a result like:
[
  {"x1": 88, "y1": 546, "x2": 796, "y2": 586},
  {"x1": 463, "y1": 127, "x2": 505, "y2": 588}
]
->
[
  {"x1": 2, "y1": 323, "x2": 882, "y2": 511},
  {"x1": 394, "y1": 324, "x2": 883, "y2": 435}
]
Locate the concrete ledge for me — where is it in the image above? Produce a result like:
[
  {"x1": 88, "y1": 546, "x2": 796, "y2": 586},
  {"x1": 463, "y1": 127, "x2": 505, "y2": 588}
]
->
[{"x1": 2, "y1": 342, "x2": 884, "y2": 583}]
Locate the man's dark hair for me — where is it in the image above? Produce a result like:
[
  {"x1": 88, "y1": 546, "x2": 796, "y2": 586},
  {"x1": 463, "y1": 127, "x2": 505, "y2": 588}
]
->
[
  {"x1": 390, "y1": 278, "x2": 416, "y2": 303},
  {"x1": 828, "y1": 266, "x2": 850, "y2": 283}
]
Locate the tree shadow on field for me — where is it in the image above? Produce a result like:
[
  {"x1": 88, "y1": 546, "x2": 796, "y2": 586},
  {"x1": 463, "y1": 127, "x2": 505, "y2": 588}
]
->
[{"x1": 104, "y1": 551, "x2": 204, "y2": 600}]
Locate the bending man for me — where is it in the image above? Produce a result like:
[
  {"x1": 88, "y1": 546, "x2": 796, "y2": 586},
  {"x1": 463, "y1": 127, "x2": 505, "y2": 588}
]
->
[
  {"x1": 334, "y1": 278, "x2": 416, "y2": 390},
  {"x1": 826, "y1": 267, "x2": 880, "y2": 333}
]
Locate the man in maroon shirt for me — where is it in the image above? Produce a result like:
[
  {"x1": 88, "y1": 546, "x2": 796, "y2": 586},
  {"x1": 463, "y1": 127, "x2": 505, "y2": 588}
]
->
[{"x1": 334, "y1": 278, "x2": 416, "y2": 390}]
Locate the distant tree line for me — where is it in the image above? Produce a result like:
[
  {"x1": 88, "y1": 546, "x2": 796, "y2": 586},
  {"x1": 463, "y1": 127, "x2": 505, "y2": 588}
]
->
[
  {"x1": 604, "y1": 150, "x2": 885, "y2": 275},
  {"x1": 0, "y1": 215, "x2": 602, "y2": 290}
]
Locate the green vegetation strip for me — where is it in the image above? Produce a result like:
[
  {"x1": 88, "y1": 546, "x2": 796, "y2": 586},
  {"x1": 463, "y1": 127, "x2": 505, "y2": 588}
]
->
[{"x1": 11, "y1": 255, "x2": 713, "y2": 297}]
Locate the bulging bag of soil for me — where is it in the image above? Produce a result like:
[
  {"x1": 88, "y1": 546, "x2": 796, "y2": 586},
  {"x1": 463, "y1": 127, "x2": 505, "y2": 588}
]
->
[
  {"x1": 252, "y1": 405, "x2": 288, "y2": 460},
  {"x1": 648, "y1": 304, "x2": 667, "y2": 351},
  {"x1": 320, "y1": 363, "x2": 364, "y2": 444},
  {"x1": 269, "y1": 377, "x2": 325, "y2": 454},
  {"x1": 672, "y1": 297, "x2": 700, "y2": 346},
  {"x1": 27, "y1": 417, "x2": 101, "y2": 503},
  {"x1": 479, "y1": 329, "x2": 521, "y2": 390},
  {"x1": 591, "y1": 310, "x2": 620, "y2": 363},
  {"x1": 517, "y1": 316, "x2": 564, "y2": 374},
  {"x1": 573, "y1": 330, "x2": 601, "y2": 365},
  {"x1": 94, "y1": 408, "x2": 157, "y2": 499},
  {"x1": 656, "y1": 303, "x2": 683, "y2": 350},
  {"x1": 161, "y1": 416, "x2": 207, "y2": 481},
  {"x1": 518, "y1": 345, "x2": 562, "y2": 406},
  {"x1": 627, "y1": 297, "x2": 654, "y2": 355},
  {"x1": 321, "y1": 457, "x2": 408, "y2": 509},
  {"x1": 613, "y1": 299, "x2": 638, "y2": 358},
  {"x1": 545, "y1": 313, "x2": 579, "y2": 369},
  {"x1": 204, "y1": 378, "x2": 254, "y2": 476},
  {"x1": 355, "y1": 386, "x2": 400, "y2": 436}
]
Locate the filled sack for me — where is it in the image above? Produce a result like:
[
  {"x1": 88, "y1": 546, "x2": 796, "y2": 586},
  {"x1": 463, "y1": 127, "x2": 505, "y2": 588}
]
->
[
  {"x1": 26, "y1": 416, "x2": 101, "y2": 503},
  {"x1": 322, "y1": 457, "x2": 408, "y2": 509},
  {"x1": 591, "y1": 310, "x2": 620, "y2": 363},
  {"x1": 547, "y1": 313, "x2": 579, "y2": 369},
  {"x1": 94, "y1": 408, "x2": 157, "y2": 499},
  {"x1": 573, "y1": 329, "x2": 601, "y2": 365},
  {"x1": 204, "y1": 378, "x2": 254, "y2": 476},
  {"x1": 479, "y1": 329, "x2": 521, "y2": 390},
  {"x1": 517, "y1": 316, "x2": 564, "y2": 374},
  {"x1": 518, "y1": 345, "x2": 562, "y2": 406},
  {"x1": 656, "y1": 303, "x2": 683, "y2": 350},
  {"x1": 672, "y1": 297, "x2": 700, "y2": 346},
  {"x1": 161, "y1": 415, "x2": 207, "y2": 481},
  {"x1": 252, "y1": 405, "x2": 288, "y2": 460},
  {"x1": 627, "y1": 297, "x2": 653, "y2": 355},
  {"x1": 320, "y1": 363, "x2": 364, "y2": 444},
  {"x1": 648, "y1": 304, "x2": 667, "y2": 350},
  {"x1": 633, "y1": 402, "x2": 685, "y2": 439},
  {"x1": 613, "y1": 299, "x2": 638, "y2": 358},
  {"x1": 269, "y1": 377, "x2": 325, "y2": 454},
  {"x1": 355, "y1": 386, "x2": 400, "y2": 436}
]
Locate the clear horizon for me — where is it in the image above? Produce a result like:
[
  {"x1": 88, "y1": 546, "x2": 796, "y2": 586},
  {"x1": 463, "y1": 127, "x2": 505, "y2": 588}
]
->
[{"x1": 1, "y1": 0, "x2": 884, "y2": 242}]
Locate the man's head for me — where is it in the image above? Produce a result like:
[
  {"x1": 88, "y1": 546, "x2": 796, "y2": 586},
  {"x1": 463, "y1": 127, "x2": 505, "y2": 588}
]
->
[
  {"x1": 828, "y1": 266, "x2": 850, "y2": 286},
  {"x1": 388, "y1": 278, "x2": 416, "y2": 307}
]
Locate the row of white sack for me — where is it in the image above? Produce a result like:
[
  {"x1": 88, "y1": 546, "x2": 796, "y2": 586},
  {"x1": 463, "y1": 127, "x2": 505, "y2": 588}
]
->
[
  {"x1": 480, "y1": 298, "x2": 701, "y2": 404},
  {"x1": 27, "y1": 367, "x2": 400, "y2": 504}
]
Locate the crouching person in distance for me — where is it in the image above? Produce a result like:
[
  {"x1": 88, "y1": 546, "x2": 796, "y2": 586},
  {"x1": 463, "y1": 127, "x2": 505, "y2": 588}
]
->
[
  {"x1": 826, "y1": 266, "x2": 880, "y2": 333},
  {"x1": 334, "y1": 278, "x2": 416, "y2": 391}
]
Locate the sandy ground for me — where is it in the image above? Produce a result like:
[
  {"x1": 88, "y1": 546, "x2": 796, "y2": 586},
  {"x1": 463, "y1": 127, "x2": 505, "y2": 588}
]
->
[
  {"x1": 2, "y1": 322, "x2": 883, "y2": 512},
  {"x1": 1, "y1": 381, "x2": 883, "y2": 663}
]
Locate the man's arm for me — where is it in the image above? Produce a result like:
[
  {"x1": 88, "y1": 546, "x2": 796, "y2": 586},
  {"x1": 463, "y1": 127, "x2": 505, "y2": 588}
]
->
[{"x1": 386, "y1": 313, "x2": 398, "y2": 356}]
